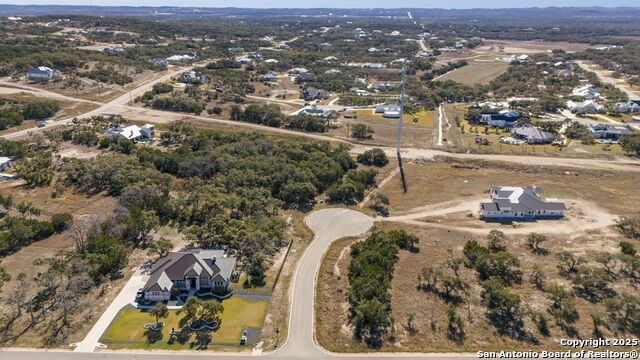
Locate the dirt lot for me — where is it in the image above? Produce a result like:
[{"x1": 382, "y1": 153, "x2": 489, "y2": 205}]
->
[
  {"x1": 478, "y1": 40, "x2": 597, "y2": 54},
  {"x1": 316, "y1": 220, "x2": 635, "y2": 353},
  {"x1": 377, "y1": 160, "x2": 640, "y2": 218}
]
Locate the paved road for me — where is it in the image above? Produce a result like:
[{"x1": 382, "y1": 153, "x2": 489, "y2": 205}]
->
[
  {"x1": 0, "y1": 66, "x2": 191, "y2": 140},
  {"x1": 575, "y1": 60, "x2": 639, "y2": 101}
]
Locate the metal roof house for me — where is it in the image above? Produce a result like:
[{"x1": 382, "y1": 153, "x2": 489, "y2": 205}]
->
[
  {"x1": 589, "y1": 123, "x2": 634, "y2": 142},
  {"x1": 301, "y1": 87, "x2": 330, "y2": 101},
  {"x1": 480, "y1": 186, "x2": 566, "y2": 221},
  {"x1": 179, "y1": 71, "x2": 208, "y2": 85},
  {"x1": 106, "y1": 124, "x2": 154, "y2": 142},
  {"x1": 375, "y1": 104, "x2": 401, "y2": 118},
  {"x1": 26, "y1": 66, "x2": 61, "y2": 82},
  {"x1": 143, "y1": 250, "x2": 236, "y2": 302},
  {"x1": 512, "y1": 125, "x2": 553, "y2": 144}
]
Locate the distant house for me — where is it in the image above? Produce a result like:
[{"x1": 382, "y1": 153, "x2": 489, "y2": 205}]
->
[
  {"x1": 0, "y1": 157, "x2": 11, "y2": 172},
  {"x1": 297, "y1": 73, "x2": 317, "y2": 82},
  {"x1": 614, "y1": 101, "x2": 640, "y2": 113},
  {"x1": 366, "y1": 63, "x2": 386, "y2": 69},
  {"x1": 259, "y1": 73, "x2": 278, "y2": 82},
  {"x1": 149, "y1": 58, "x2": 169, "y2": 67},
  {"x1": 480, "y1": 186, "x2": 566, "y2": 221},
  {"x1": 26, "y1": 66, "x2": 61, "y2": 82},
  {"x1": 324, "y1": 69, "x2": 341, "y2": 75},
  {"x1": 566, "y1": 100, "x2": 605, "y2": 113},
  {"x1": 589, "y1": 123, "x2": 633, "y2": 142},
  {"x1": 370, "y1": 82, "x2": 400, "y2": 92},
  {"x1": 264, "y1": 59, "x2": 279, "y2": 64},
  {"x1": 143, "y1": 250, "x2": 236, "y2": 302},
  {"x1": 572, "y1": 85, "x2": 601, "y2": 99},
  {"x1": 323, "y1": 56, "x2": 338, "y2": 62},
  {"x1": 277, "y1": 44, "x2": 290, "y2": 50},
  {"x1": 107, "y1": 124, "x2": 155, "y2": 142},
  {"x1": 179, "y1": 71, "x2": 208, "y2": 85},
  {"x1": 375, "y1": 104, "x2": 401, "y2": 118},
  {"x1": 512, "y1": 125, "x2": 553, "y2": 144},
  {"x1": 103, "y1": 47, "x2": 125, "y2": 54},
  {"x1": 228, "y1": 47, "x2": 244, "y2": 52},
  {"x1": 236, "y1": 57, "x2": 252, "y2": 65},
  {"x1": 166, "y1": 54, "x2": 197, "y2": 62},
  {"x1": 301, "y1": 87, "x2": 330, "y2": 101},
  {"x1": 481, "y1": 109, "x2": 520, "y2": 128},
  {"x1": 248, "y1": 52, "x2": 263, "y2": 58},
  {"x1": 288, "y1": 67, "x2": 309, "y2": 75}
]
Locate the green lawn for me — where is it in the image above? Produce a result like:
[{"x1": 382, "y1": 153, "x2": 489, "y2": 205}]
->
[
  {"x1": 355, "y1": 109, "x2": 434, "y2": 127},
  {"x1": 101, "y1": 297, "x2": 267, "y2": 345}
]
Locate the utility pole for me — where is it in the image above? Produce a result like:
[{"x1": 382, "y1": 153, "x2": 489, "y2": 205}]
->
[{"x1": 397, "y1": 60, "x2": 408, "y2": 193}]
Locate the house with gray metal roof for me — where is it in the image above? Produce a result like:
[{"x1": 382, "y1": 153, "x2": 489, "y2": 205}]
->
[
  {"x1": 480, "y1": 186, "x2": 566, "y2": 221},
  {"x1": 512, "y1": 125, "x2": 554, "y2": 144},
  {"x1": 143, "y1": 250, "x2": 236, "y2": 302}
]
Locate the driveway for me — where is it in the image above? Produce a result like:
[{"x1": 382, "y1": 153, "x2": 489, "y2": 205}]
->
[{"x1": 73, "y1": 265, "x2": 150, "y2": 352}]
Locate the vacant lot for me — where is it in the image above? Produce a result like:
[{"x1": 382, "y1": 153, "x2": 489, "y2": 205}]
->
[
  {"x1": 316, "y1": 221, "x2": 635, "y2": 353},
  {"x1": 478, "y1": 40, "x2": 597, "y2": 54},
  {"x1": 330, "y1": 110, "x2": 434, "y2": 148},
  {"x1": 437, "y1": 56, "x2": 509, "y2": 85},
  {"x1": 101, "y1": 297, "x2": 267, "y2": 347},
  {"x1": 377, "y1": 160, "x2": 640, "y2": 218}
]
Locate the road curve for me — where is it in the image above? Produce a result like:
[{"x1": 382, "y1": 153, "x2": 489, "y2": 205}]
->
[{"x1": 272, "y1": 208, "x2": 374, "y2": 358}]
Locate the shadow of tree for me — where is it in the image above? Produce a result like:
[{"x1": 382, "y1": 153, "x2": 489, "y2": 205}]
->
[{"x1": 143, "y1": 328, "x2": 163, "y2": 343}]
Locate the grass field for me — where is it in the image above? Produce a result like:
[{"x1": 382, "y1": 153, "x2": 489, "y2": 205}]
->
[
  {"x1": 330, "y1": 110, "x2": 434, "y2": 148},
  {"x1": 437, "y1": 56, "x2": 509, "y2": 85},
  {"x1": 355, "y1": 109, "x2": 434, "y2": 127},
  {"x1": 101, "y1": 297, "x2": 267, "y2": 346}
]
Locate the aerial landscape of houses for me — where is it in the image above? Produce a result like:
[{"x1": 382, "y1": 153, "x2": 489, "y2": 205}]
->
[{"x1": 0, "y1": 3, "x2": 638, "y2": 360}]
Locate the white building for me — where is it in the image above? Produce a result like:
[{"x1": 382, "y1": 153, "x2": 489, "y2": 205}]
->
[
  {"x1": 572, "y1": 85, "x2": 601, "y2": 99},
  {"x1": 566, "y1": 100, "x2": 605, "y2": 113},
  {"x1": 107, "y1": 124, "x2": 154, "y2": 142},
  {"x1": 0, "y1": 157, "x2": 11, "y2": 172},
  {"x1": 480, "y1": 186, "x2": 566, "y2": 221},
  {"x1": 26, "y1": 66, "x2": 61, "y2": 82}
]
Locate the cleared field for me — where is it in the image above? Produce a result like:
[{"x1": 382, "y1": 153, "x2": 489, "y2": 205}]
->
[
  {"x1": 378, "y1": 160, "x2": 640, "y2": 217},
  {"x1": 437, "y1": 57, "x2": 509, "y2": 85},
  {"x1": 329, "y1": 110, "x2": 435, "y2": 148},
  {"x1": 101, "y1": 297, "x2": 268, "y2": 346},
  {"x1": 478, "y1": 40, "x2": 598, "y2": 54}
]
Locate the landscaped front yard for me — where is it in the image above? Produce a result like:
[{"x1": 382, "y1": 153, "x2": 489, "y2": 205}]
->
[{"x1": 101, "y1": 297, "x2": 267, "y2": 347}]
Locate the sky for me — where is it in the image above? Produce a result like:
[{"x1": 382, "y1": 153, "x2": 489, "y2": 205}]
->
[{"x1": 1, "y1": 0, "x2": 639, "y2": 8}]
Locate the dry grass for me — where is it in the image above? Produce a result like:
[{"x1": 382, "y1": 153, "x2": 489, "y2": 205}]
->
[
  {"x1": 316, "y1": 220, "x2": 637, "y2": 353},
  {"x1": 378, "y1": 161, "x2": 640, "y2": 217},
  {"x1": 329, "y1": 112, "x2": 434, "y2": 148},
  {"x1": 259, "y1": 210, "x2": 315, "y2": 351},
  {"x1": 437, "y1": 57, "x2": 509, "y2": 85}
]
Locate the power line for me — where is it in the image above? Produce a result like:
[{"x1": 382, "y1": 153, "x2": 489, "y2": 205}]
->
[{"x1": 397, "y1": 60, "x2": 408, "y2": 193}]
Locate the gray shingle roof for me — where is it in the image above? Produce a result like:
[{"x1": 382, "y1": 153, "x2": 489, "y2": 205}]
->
[
  {"x1": 143, "y1": 251, "x2": 236, "y2": 292},
  {"x1": 487, "y1": 186, "x2": 566, "y2": 212}
]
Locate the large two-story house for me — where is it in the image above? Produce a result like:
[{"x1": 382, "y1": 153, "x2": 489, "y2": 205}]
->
[{"x1": 143, "y1": 250, "x2": 236, "y2": 302}]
